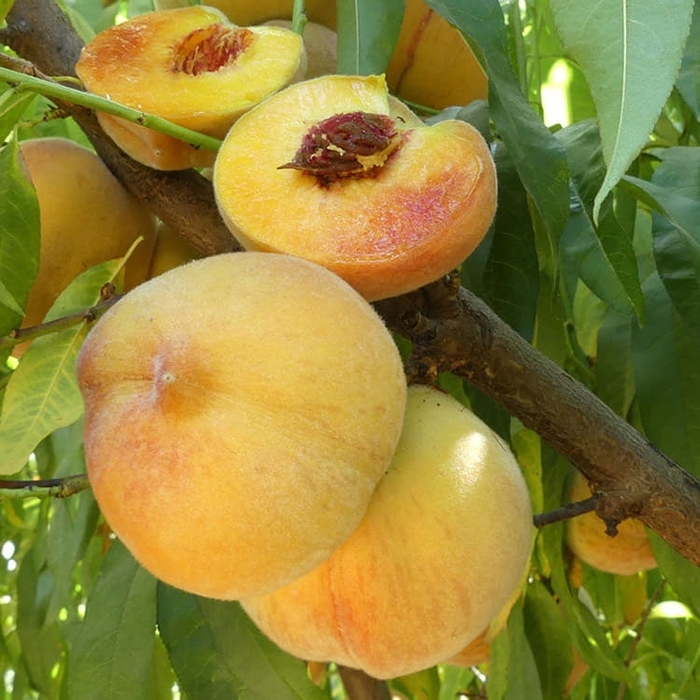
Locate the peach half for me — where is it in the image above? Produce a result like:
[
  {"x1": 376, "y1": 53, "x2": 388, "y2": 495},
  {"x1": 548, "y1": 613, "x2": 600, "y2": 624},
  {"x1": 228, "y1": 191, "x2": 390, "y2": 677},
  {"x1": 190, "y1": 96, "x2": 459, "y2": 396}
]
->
[
  {"x1": 213, "y1": 74, "x2": 496, "y2": 300},
  {"x1": 75, "y1": 5, "x2": 305, "y2": 170},
  {"x1": 76, "y1": 252, "x2": 407, "y2": 600},
  {"x1": 213, "y1": 74, "x2": 496, "y2": 301},
  {"x1": 241, "y1": 384, "x2": 533, "y2": 679}
]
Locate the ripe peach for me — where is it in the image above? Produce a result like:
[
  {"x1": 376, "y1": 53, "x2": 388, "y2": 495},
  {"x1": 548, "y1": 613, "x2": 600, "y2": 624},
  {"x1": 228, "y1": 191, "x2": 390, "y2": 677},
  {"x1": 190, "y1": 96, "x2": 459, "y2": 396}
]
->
[
  {"x1": 16, "y1": 137, "x2": 156, "y2": 350},
  {"x1": 76, "y1": 252, "x2": 407, "y2": 600},
  {"x1": 213, "y1": 74, "x2": 497, "y2": 301},
  {"x1": 241, "y1": 384, "x2": 533, "y2": 679},
  {"x1": 75, "y1": 6, "x2": 305, "y2": 170},
  {"x1": 386, "y1": 0, "x2": 488, "y2": 111},
  {"x1": 565, "y1": 470, "x2": 657, "y2": 576},
  {"x1": 209, "y1": 0, "x2": 487, "y2": 110}
]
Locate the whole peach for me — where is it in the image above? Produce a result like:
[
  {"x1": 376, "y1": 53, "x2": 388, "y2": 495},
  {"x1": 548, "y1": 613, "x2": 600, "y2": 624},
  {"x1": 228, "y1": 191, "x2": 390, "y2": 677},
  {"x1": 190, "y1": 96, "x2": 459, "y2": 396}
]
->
[
  {"x1": 241, "y1": 384, "x2": 533, "y2": 679},
  {"x1": 16, "y1": 137, "x2": 156, "y2": 350},
  {"x1": 566, "y1": 470, "x2": 657, "y2": 576},
  {"x1": 76, "y1": 252, "x2": 407, "y2": 600}
]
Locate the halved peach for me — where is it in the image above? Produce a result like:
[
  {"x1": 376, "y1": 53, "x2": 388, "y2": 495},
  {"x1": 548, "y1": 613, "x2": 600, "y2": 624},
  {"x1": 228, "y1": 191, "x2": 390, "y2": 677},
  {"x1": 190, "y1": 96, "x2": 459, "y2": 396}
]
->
[
  {"x1": 213, "y1": 74, "x2": 496, "y2": 301},
  {"x1": 75, "y1": 5, "x2": 305, "y2": 170}
]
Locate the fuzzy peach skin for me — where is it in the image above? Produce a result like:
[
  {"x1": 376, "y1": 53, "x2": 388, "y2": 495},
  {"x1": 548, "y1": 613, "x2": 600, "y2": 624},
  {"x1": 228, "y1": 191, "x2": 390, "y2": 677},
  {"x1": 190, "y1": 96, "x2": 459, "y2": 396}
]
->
[
  {"x1": 16, "y1": 137, "x2": 156, "y2": 354},
  {"x1": 76, "y1": 252, "x2": 407, "y2": 600},
  {"x1": 75, "y1": 5, "x2": 305, "y2": 170},
  {"x1": 566, "y1": 470, "x2": 657, "y2": 576},
  {"x1": 213, "y1": 74, "x2": 497, "y2": 301},
  {"x1": 241, "y1": 384, "x2": 533, "y2": 679}
]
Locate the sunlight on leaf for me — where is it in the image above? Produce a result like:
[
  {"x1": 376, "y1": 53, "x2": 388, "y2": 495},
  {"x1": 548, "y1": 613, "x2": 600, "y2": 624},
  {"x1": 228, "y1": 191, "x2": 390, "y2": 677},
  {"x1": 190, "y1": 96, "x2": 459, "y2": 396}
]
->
[{"x1": 550, "y1": 0, "x2": 695, "y2": 220}]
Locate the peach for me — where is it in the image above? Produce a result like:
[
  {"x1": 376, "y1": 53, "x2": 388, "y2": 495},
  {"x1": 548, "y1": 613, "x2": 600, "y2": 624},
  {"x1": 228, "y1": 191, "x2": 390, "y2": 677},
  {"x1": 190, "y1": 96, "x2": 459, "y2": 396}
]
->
[
  {"x1": 241, "y1": 384, "x2": 533, "y2": 679},
  {"x1": 75, "y1": 6, "x2": 305, "y2": 170},
  {"x1": 565, "y1": 470, "x2": 657, "y2": 576},
  {"x1": 386, "y1": 0, "x2": 488, "y2": 111},
  {"x1": 213, "y1": 74, "x2": 497, "y2": 301},
  {"x1": 209, "y1": 0, "x2": 487, "y2": 110},
  {"x1": 16, "y1": 137, "x2": 156, "y2": 351},
  {"x1": 76, "y1": 252, "x2": 407, "y2": 600}
]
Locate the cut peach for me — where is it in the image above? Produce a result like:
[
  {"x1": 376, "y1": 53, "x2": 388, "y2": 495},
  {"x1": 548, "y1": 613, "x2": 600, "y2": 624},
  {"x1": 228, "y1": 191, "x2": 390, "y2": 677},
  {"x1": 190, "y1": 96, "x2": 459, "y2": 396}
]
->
[
  {"x1": 75, "y1": 5, "x2": 305, "y2": 170},
  {"x1": 213, "y1": 74, "x2": 497, "y2": 301}
]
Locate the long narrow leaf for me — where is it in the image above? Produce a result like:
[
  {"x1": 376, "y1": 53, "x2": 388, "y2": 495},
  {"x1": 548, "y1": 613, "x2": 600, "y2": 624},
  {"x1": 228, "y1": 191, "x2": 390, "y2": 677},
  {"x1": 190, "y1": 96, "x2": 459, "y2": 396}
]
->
[{"x1": 550, "y1": 0, "x2": 695, "y2": 220}]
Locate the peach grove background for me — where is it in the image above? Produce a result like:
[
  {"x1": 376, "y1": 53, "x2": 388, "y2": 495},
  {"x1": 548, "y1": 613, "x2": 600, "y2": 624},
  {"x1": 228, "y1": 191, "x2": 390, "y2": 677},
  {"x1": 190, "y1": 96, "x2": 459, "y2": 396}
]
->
[{"x1": 1, "y1": 0, "x2": 700, "y2": 699}]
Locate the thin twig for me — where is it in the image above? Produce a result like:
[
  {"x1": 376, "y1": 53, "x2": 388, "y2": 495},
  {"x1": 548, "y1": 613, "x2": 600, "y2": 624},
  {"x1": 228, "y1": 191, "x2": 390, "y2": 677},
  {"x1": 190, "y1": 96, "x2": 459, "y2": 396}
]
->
[
  {"x1": 0, "y1": 474, "x2": 90, "y2": 499},
  {"x1": 0, "y1": 285, "x2": 123, "y2": 349},
  {"x1": 533, "y1": 497, "x2": 598, "y2": 528},
  {"x1": 0, "y1": 61, "x2": 221, "y2": 152}
]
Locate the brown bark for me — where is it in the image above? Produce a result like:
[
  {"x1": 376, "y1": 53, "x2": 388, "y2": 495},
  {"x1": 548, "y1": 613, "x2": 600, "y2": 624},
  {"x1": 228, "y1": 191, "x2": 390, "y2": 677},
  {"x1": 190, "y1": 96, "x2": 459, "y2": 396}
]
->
[{"x1": 3, "y1": 0, "x2": 700, "y2": 569}]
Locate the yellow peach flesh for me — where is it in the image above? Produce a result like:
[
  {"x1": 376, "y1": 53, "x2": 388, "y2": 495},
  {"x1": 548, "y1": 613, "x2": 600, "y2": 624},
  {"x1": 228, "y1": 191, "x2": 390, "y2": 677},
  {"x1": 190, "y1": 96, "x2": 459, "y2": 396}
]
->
[
  {"x1": 214, "y1": 74, "x2": 497, "y2": 301},
  {"x1": 76, "y1": 5, "x2": 305, "y2": 168},
  {"x1": 241, "y1": 384, "x2": 533, "y2": 679},
  {"x1": 77, "y1": 252, "x2": 407, "y2": 600}
]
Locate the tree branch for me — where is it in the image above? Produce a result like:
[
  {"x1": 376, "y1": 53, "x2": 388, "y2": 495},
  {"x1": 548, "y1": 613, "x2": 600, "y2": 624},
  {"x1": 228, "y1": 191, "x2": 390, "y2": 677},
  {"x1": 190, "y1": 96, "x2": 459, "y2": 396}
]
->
[{"x1": 3, "y1": 0, "x2": 699, "y2": 569}]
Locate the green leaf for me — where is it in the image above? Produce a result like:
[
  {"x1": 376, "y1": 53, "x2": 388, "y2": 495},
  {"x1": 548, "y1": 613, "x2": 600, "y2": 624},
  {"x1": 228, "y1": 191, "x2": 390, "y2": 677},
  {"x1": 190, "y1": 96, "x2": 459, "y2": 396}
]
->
[
  {"x1": 16, "y1": 549, "x2": 65, "y2": 696},
  {"x1": 489, "y1": 599, "x2": 544, "y2": 700},
  {"x1": 0, "y1": 137, "x2": 40, "y2": 337},
  {"x1": 676, "y1": 0, "x2": 700, "y2": 117},
  {"x1": 596, "y1": 310, "x2": 635, "y2": 418},
  {"x1": 549, "y1": 0, "x2": 695, "y2": 219},
  {"x1": 648, "y1": 532, "x2": 700, "y2": 619},
  {"x1": 158, "y1": 585, "x2": 328, "y2": 700},
  {"x1": 523, "y1": 580, "x2": 572, "y2": 700},
  {"x1": 336, "y1": 0, "x2": 405, "y2": 75},
  {"x1": 0, "y1": 260, "x2": 118, "y2": 476},
  {"x1": 425, "y1": 0, "x2": 570, "y2": 244},
  {"x1": 0, "y1": 87, "x2": 36, "y2": 144},
  {"x1": 645, "y1": 147, "x2": 700, "y2": 343},
  {"x1": 556, "y1": 120, "x2": 644, "y2": 319},
  {"x1": 481, "y1": 141, "x2": 539, "y2": 341},
  {"x1": 67, "y1": 540, "x2": 158, "y2": 700},
  {"x1": 631, "y1": 273, "x2": 700, "y2": 475}
]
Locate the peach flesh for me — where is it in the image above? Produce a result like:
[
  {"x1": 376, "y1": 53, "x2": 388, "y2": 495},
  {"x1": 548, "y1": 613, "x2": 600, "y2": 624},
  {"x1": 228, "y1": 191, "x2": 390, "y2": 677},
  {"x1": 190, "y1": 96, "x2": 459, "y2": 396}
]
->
[
  {"x1": 241, "y1": 384, "x2": 533, "y2": 679},
  {"x1": 214, "y1": 74, "x2": 497, "y2": 301},
  {"x1": 75, "y1": 5, "x2": 305, "y2": 169},
  {"x1": 77, "y1": 252, "x2": 408, "y2": 600}
]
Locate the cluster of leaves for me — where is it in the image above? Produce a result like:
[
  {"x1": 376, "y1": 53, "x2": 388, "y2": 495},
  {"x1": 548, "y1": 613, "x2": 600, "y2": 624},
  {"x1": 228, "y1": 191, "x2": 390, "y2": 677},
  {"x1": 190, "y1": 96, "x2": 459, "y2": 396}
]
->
[{"x1": 1, "y1": 0, "x2": 700, "y2": 699}]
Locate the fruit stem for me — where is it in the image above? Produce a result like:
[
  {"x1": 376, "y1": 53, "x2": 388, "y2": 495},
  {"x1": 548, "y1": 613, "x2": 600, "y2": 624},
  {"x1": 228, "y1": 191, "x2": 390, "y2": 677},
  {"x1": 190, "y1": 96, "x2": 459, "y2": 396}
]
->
[
  {"x1": 291, "y1": 0, "x2": 308, "y2": 35},
  {"x1": 0, "y1": 64, "x2": 222, "y2": 152},
  {"x1": 532, "y1": 496, "x2": 597, "y2": 528},
  {"x1": 0, "y1": 474, "x2": 90, "y2": 500}
]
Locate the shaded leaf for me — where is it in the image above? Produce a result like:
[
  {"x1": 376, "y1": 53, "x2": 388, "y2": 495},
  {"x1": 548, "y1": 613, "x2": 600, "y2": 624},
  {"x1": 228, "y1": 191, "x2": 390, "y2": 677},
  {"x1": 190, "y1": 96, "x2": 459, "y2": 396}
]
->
[
  {"x1": 67, "y1": 541, "x2": 158, "y2": 700},
  {"x1": 556, "y1": 120, "x2": 644, "y2": 319},
  {"x1": 675, "y1": 0, "x2": 700, "y2": 117},
  {"x1": 481, "y1": 141, "x2": 539, "y2": 341},
  {"x1": 0, "y1": 137, "x2": 40, "y2": 338},
  {"x1": 0, "y1": 260, "x2": 118, "y2": 476},
  {"x1": 425, "y1": 0, "x2": 570, "y2": 243},
  {"x1": 0, "y1": 87, "x2": 36, "y2": 144},
  {"x1": 630, "y1": 273, "x2": 700, "y2": 475},
  {"x1": 158, "y1": 585, "x2": 328, "y2": 700},
  {"x1": 489, "y1": 598, "x2": 544, "y2": 700},
  {"x1": 336, "y1": 0, "x2": 405, "y2": 75},
  {"x1": 550, "y1": 0, "x2": 694, "y2": 219},
  {"x1": 523, "y1": 580, "x2": 572, "y2": 700}
]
